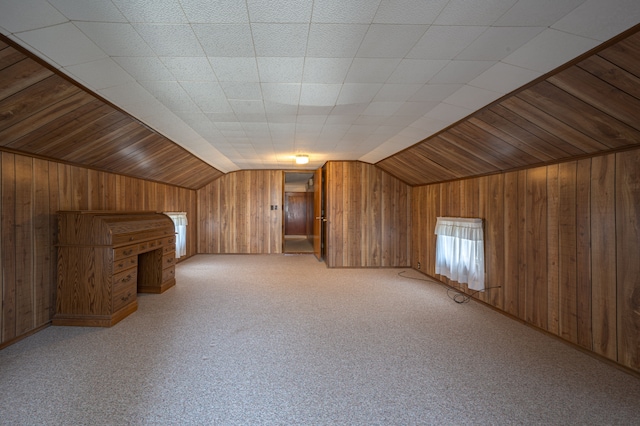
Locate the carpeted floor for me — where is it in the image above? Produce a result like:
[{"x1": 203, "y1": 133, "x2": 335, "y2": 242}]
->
[
  {"x1": 1, "y1": 254, "x2": 639, "y2": 425},
  {"x1": 284, "y1": 235, "x2": 314, "y2": 253}
]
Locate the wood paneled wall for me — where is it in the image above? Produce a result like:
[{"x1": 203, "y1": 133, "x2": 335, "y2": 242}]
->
[
  {"x1": 412, "y1": 148, "x2": 640, "y2": 373},
  {"x1": 325, "y1": 161, "x2": 410, "y2": 268},
  {"x1": 197, "y1": 170, "x2": 283, "y2": 254},
  {"x1": 0, "y1": 150, "x2": 197, "y2": 348}
]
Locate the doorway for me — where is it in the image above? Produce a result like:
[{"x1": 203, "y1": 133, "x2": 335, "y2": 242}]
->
[{"x1": 283, "y1": 172, "x2": 314, "y2": 254}]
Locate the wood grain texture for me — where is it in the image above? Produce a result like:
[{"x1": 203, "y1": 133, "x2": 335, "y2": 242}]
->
[
  {"x1": 616, "y1": 149, "x2": 640, "y2": 371},
  {"x1": 590, "y1": 154, "x2": 617, "y2": 360},
  {"x1": 0, "y1": 36, "x2": 223, "y2": 190},
  {"x1": 197, "y1": 170, "x2": 283, "y2": 254},
  {"x1": 0, "y1": 151, "x2": 198, "y2": 346},
  {"x1": 377, "y1": 26, "x2": 640, "y2": 186},
  {"x1": 326, "y1": 162, "x2": 410, "y2": 268},
  {"x1": 411, "y1": 147, "x2": 640, "y2": 373}
]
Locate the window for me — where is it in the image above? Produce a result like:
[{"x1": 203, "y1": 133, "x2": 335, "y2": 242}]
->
[
  {"x1": 165, "y1": 212, "x2": 188, "y2": 259},
  {"x1": 434, "y1": 217, "x2": 485, "y2": 291}
]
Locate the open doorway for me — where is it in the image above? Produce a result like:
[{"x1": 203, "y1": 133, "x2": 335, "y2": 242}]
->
[{"x1": 283, "y1": 171, "x2": 314, "y2": 253}]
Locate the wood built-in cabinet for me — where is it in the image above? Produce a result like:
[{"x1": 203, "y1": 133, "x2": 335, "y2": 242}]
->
[{"x1": 54, "y1": 211, "x2": 176, "y2": 327}]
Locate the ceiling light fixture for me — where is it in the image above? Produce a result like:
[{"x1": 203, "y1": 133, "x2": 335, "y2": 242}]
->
[{"x1": 295, "y1": 154, "x2": 309, "y2": 165}]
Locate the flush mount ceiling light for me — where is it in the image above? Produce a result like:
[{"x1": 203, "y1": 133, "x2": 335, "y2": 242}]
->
[{"x1": 295, "y1": 155, "x2": 309, "y2": 165}]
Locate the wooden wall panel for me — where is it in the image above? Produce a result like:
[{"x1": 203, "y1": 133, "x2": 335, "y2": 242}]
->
[
  {"x1": 616, "y1": 149, "x2": 640, "y2": 371},
  {"x1": 197, "y1": 170, "x2": 283, "y2": 254},
  {"x1": 325, "y1": 162, "x2": 410, "y2": 268},
  {"x1": 0, "y1": 151, "x2": 198, "y2": 348},
  {"x1": 411, "y1": 148, "x2": 640, "y2": 373}
]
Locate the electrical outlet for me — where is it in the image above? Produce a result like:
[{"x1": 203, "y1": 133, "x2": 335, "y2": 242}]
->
[{"x1": 417, "y1": 262, "x2": 421, "y2": 269}]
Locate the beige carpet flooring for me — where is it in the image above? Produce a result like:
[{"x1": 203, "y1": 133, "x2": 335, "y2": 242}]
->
[
  {"x1": 1, "y1": 254, "x2": 639, "y2": 425},
  {"x1": 284, "y1": 236, "x2": 314, "y2": 253}
]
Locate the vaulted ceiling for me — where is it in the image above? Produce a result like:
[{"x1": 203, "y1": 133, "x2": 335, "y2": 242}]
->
[{"x1": 1, "y1": 0, "x2": 638, "y2": 176}]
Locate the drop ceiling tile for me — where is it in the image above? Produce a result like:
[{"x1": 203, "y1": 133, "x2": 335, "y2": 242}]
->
[
  {"x1": 356, "y1": 24, "x2": 428, "y2": 58},
  {"x1": 65, "y1": 57, "x2": 133, "y2": 89},
  {"x1": 311, "y1": 0, "x2": 381, "y2": 23},
  {"x1": 373, "y1": 84, "x2": 424, "y2": 101},
  {"x1": 374, "y1": 0, "x2": 449, "y2": 24},
  {"x1": 99, "y1": 81, "x2": 158, "y2": 106},
  {"x1": 48, "y1": 0, "x2": 127, "y2": 22},
  {"x1": 251, "y1": 23, "x2": 309, "y2": 57},
  {"x1": 410, "y1": 115, "x2": 450, "y2": 132},
  {"x1": 456, "y1": 26, "x2": 545, "y2": 61},
  {"x1": 387, "y1": 59, "x2": 449, "y2": 84},
  {"x1": 344, "y1": 58, "x2": 401, "y2": 83},
  {"x1": 256, "y1": 57, "x2": 304, "y2": 83},
  {"x1": 261, "y1": 83, "x2": 301, "y2": 104},
  {"x1": 336, "y1": 83, "x2": 383, "y2": 105},
  {"x1": 306, "y1": 24, "x2": 369, "y2": 57},
  {"x1": 434, "y1": 0, "x2": 519, "y2": 26},
  {"x1": 409, "y1": 83, "x2": 464, "y2": 102},
  {"x1": 181, "y1": 81, "x2": 233, "y2": 113},
  {"x1": 443, "y1": 85, "x2": 503, "y2": 110},
  {"x1": 380, "y1": 114, "x2": 422, "y2": 126},
  {"x1": 502, "y1": 28, "x2": 599, "y2": 72},
  {"x1": 469, "y1": 62, "x2": 542, "y2": 94},
  {"x1": 134, "y1": 24, "x2": 204, "y2": 56},
  {"x1": 264, "y1": 102, "x2": 299, "y2": 115},
  {"x1": 111, "y1": 0, "x2": 187, "y2": 23},
  {"x1": 15, "y1": 23, "x2": 106, "y2": 66},
  {"x1": 429, "y1": 60, "x2": 496, "y2": 84},
  {"x1": 361, "y1": 101, "x2": 404, "y2": 116},
  {"x1": 180, "y1": 0, "x2": 249, "y2": 23},
  {"x1": 235, "y1": 113, "x2": 267, "y2": 122},
  {"x1": 296, "y1": 114, "x2": 328, "y2": 124},
  {"x1": 0, "y1": 0, "x2": 66, "y2": 33},
  {"x1": 114, "y1": 56, "x2": 175, "y2": 81},
  {"x1": 493, "y1": 0, "x2": 586, "y2": 27},
  {"x1": 75, "y1": 22, "x2": 154, "y2": 56},
  {"x1": 220, "y1": 81, "x2": 263, "y2": 100},
  {"x1": 247, "y1": 0, "x2": 313, "y2": 22},
  {"x1": 395, "y1": 101, "x2": 440, "y2": 116},
  {"x1": 161, "y1": 57, "x2": 217, "y2": 81},
  {"x1": 206, "y1": 113, "x2": 238, "y2": 122},
  {"x1": 552, "y1": 0, "x2": 640, "y2": 41},
  {"x1": 330, "y1": 102, "x2": 371, "y2": 115},
  {"x1": 209, "y1": 57, "x2": 259, "y2": 82},
  {"x1": 302, "y1": 58, "x2": 352, "y2": 83},
  {"x1": 193, "y1": 24, "x2": 255, "y2": 57},
  {"x1": 407, "y1": 25, "x2": 487, "y2": 59},
  {"x1": 424, "y1": 102, "x2": 474, "y2": 122},
  {"x1": 300, "y1": 84, "x2": 342, "y2": 106},
  {"x1": 298, "y1": 105, "x2": 334, "y2": 115},
  {"x1": 230, "y1": 100, "x2": 265, "y2": 115},
  {"x1": 140, "y1": 80, "x2": 200, "y2": 112}
]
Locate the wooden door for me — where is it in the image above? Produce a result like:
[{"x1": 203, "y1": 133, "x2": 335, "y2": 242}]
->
[
  {"x1": 284, "y1": 192, "x2": 307, "y2": 235},
  {"x1": 313, "y1": 167, "x2": 324, "y2": 261}
]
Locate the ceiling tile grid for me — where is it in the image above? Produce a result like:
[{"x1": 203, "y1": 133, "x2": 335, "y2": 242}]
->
[{"x1": 0, "y1": 0, "x2": 638, "y2": 172}]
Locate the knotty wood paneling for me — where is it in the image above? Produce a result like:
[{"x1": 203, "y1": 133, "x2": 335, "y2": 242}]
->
[
  {"x1": 0, "y1": 35, "x2": 222, "y2": 190},
  {"x1": 411, "y1": 148, "x2": 640, "y2": 373},
  {"x1": 197, "y1": 170, "x2": 283, "y2": 254},
  {"x1": 377, "y1": 26, "x2": 640, "y2": 186},
  {"x1": 325, "y1": 161, "x2": 410, "y2": 268},
  {"x1": 0, "y1": 151, "x2": 198, "y2": 348}
]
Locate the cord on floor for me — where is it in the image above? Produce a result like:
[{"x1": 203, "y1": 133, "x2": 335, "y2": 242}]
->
[{"x1": 397, "y1": 270, "x2": 501, "y2": 304}]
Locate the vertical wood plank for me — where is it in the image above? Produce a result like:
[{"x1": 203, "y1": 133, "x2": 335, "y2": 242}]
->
[
  {"x1": 547, "y1": 164, "x2": 560, "y2": 335},
  {"x1": 591, "y1": 154, "x2": 617, "y2": 360},
  {"x1": 576, "y1": 158, "x2": 592, "y2": 350},
  {"x1": 486, "y1": 174, "x2": 504, "y2": 309},
  {"x1": 616, "y1": 149, "x2": 640, "y2": 371},
  {"x1": 33, "y1": 158, "x2": 51, "y2": 326},
  {"x1": 14, "y1": 155, "x2": 34, "y2": 335},
  {"x1": 517, "y1": 170, "x2": 527, "y2": 320},
  {"x1": 525, "y1": 167, "x2": 548, "y2": 330},
  {"x1": 503, "y1": 171, "x2": 519, "y2": 317},
  {"x1": 558, "y1": 161, "x2": 578, "y2": 343},
  {"x1": 2, "y1": 153, "x2": 16, "y2": 341}
]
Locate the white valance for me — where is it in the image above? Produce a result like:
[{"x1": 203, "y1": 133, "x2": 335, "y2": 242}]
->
[
  {"x1": 164, "y1": 212, "x2": 188, "y2": 258},
  {"x1": 435, "y1": 217, "x2": 485, "y2": 291},
  {"x1": 165, "y1": 212, "x2": 188, "y2": 226}
]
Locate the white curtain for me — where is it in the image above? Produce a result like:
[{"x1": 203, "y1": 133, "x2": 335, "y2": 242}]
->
[
  {"x1": 435, "y1": 217, "x2": 485, "y2": 291},
  {"x1": 165, "y1": 212, "x2": 187, "y2": 259}
]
